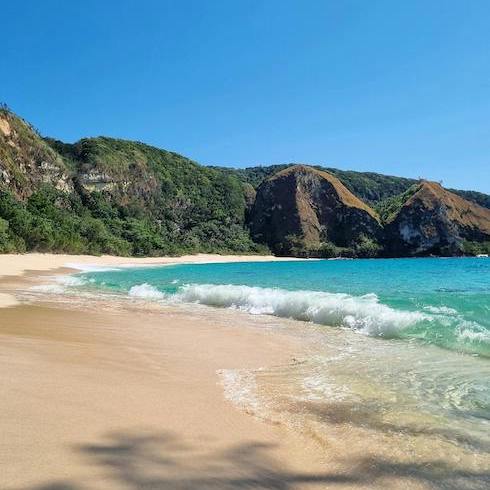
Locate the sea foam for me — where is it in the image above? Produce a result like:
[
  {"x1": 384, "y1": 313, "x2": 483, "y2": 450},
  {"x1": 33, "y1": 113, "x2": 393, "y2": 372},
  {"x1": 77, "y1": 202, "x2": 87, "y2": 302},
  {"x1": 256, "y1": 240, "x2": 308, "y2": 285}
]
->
[
  {"x1": 128, "y1": 283, "x2": 165, "y2": 300},
  {"x1": 175, "y1": 284, "x2": 426, "y2": 337}
]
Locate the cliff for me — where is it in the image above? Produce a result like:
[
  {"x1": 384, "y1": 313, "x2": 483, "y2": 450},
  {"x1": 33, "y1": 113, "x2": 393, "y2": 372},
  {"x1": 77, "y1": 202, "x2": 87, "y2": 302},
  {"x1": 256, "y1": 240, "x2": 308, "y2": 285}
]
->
[
  {"x1": 249, "y1": 165, "x2": 382, "y2": 255},
  {"x1": 385, "y1": 181, "x2": 490, "y2": 256},
  {"x1": 0, "y1": 110, "x2": 73, "y2": 198}
]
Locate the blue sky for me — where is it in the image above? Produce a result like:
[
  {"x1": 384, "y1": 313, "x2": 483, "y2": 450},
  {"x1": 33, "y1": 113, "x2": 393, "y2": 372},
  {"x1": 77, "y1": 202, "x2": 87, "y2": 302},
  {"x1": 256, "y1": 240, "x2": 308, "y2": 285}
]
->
[{"x1": 2, "y1": 0, "x2": 490, "y2": 192}]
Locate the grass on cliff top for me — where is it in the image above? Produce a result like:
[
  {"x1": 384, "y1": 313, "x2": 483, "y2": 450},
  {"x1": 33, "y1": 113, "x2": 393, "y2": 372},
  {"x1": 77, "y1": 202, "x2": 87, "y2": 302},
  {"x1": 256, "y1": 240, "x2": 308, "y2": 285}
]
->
[{"x1": 374, "y1": 184, "x2": 420, "y2": 223}]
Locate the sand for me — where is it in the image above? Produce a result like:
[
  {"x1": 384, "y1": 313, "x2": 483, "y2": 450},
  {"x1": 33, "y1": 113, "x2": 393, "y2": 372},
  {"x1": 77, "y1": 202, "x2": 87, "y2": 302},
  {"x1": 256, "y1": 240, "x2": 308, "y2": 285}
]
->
[
  {"x1": 0, "y1": 252, "x2": 301, "y2": 279},
  {"x1": 0, "y1": 253, "x2": 338, "y2": 490}
]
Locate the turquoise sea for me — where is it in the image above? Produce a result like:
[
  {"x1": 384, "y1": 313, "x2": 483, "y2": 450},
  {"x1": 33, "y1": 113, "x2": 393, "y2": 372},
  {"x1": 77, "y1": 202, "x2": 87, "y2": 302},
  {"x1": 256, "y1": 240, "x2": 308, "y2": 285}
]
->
[
  {"x1": 43, "y1": 257, "x2": 490, "y2": 479},
  {"x1": 83, "y1": 257, "x2": 490, "y2": 357}
]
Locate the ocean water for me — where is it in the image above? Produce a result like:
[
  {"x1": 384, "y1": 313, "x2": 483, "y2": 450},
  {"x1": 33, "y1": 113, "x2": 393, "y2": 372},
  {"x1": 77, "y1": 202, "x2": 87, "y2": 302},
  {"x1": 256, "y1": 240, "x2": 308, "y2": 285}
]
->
[
  {"x1": 81, "y1": 257, "x2": 490, "y2": 357},
  {"x1": 35, "y1": 257, "x2": 490, "y2": 482}
]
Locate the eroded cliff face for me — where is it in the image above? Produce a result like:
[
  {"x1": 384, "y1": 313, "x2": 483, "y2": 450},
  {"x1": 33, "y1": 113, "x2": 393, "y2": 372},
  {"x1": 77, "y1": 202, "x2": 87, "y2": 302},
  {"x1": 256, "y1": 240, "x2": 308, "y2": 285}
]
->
[
  {"x1": 249, "y1": 165, "x2": 381, "y2": 254},
  {"x1": 0, "y1": 110, "x2": 73, "y2": 198},
  {"x1": 385, "y1": 181, "x2": 490, "y2": 256}
]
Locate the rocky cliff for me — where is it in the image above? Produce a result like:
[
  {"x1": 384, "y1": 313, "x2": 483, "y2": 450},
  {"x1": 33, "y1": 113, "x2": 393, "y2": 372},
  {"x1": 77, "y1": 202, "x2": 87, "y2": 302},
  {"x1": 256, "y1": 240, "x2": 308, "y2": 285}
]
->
[
  {"x1": 0, "y1": 110, "x2": 73, "y2": 198},
  {"x1": 384, "y1": 181, "x2": 490, "y2": 256},
  {"x1": 249, "y1": 165, "x2": 382, "y2": 255}
]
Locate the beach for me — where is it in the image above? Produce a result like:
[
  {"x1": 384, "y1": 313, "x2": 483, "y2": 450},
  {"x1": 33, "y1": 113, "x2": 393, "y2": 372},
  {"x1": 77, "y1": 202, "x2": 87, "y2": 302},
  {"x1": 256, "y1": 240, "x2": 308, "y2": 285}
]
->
[
  {"x1": 1, "y1": 254, "x2": 488, "y2": 490},
  {"x1": 0, "y1": 253, "x2": 336, "y2": 490}
]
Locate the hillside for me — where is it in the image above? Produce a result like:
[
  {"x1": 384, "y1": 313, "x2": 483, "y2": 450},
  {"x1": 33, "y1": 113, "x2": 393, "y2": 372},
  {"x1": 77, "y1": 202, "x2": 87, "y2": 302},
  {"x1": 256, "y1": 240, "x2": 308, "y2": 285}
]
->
[
  {"x1": 384, "y1": 181, "x2": 490, "y2": 256},
  {"x1": 0, "y1": 108, "x2": 261, "y2": 256},
  {"x1": 214, "y1": 164, "x2": 490, "y2": 210},
  {"x1": 249, "y1": 165, "x2": 382, "y2": 257},
  {"x1": 1, "y1": 107, "x2": 489, "y2": 258},
  {"x1": 0, "y1": 109, "x2": 72, "y2": 198}
]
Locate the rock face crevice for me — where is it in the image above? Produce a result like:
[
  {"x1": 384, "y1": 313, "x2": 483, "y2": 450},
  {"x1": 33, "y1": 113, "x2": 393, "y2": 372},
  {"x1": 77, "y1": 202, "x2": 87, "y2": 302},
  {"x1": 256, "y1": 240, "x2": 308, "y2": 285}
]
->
[{"x1": 249, "y1": 165, "x2": 382, "y2": 254}]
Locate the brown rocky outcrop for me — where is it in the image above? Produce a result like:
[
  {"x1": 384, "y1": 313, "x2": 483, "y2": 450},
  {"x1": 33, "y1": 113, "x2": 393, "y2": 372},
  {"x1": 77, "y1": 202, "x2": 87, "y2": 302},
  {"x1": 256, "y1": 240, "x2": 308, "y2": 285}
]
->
[
  {"x1": 249, "y1": 165, "x2": 381, "y2": 254},
  {"x1": 385, "y1": 181, "x2": 490, "y2": 256}
]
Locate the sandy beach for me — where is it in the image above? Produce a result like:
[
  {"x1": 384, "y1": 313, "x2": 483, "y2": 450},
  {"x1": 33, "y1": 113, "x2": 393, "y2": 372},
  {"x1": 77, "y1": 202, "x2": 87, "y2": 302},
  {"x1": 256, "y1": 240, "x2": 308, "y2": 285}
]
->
[{"x1": 0, "y1": 253, "x2": 339, "y2": 490}]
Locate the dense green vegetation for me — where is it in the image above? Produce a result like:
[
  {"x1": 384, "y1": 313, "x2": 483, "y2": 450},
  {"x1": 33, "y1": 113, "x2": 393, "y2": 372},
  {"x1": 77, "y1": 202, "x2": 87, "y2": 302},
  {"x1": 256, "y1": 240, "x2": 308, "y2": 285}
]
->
[
  {"x1": 0, "y1": 109, "x2": 265, "y2": 255},
  {"x1": 462, "y1": 240, "x2": 490, "y2": 256},
  {"x1": 0, "y1": 183, "x2": 266, "y2": 255},
  {"x1": 278, "y1": 234, "x2": 382, "y2": 259},
  {"x1": 374, "y1": 184, "x2": 420, "y2": 223}
]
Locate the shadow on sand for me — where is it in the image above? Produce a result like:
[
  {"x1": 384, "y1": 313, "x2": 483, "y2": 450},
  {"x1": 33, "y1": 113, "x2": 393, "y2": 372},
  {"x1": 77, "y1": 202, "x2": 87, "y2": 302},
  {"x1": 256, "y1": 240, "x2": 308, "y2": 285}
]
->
[{"x1": 16, "y1": 429, "x2": 490, "y2": 490}]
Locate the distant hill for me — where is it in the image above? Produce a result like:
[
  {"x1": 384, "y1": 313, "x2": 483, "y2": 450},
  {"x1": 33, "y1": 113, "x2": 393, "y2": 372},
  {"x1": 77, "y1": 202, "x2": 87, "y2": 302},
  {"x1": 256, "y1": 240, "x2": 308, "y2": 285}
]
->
[
  {"x1": 1, "y1": 107, "x2": 489, "y2": 257},
  {"x1": 249, "y1": 165, "x2": 382, "y2": 256},
  {"x1": 212, "y1": 164, "x2": 490, "y2": 210},
  {"x1": 384, "y1": 181, "x2": 490, "y2": 257}
]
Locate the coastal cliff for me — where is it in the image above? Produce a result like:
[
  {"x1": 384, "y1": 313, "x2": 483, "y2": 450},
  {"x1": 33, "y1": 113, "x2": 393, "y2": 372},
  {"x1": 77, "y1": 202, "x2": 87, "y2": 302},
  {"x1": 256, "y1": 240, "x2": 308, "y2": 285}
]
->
[
  {"x1": 249, "y1": 165, "x2": 382, "y2": 256},
  {"x1": 384, "y1": 181, "x2": 490, "y2": 256}
]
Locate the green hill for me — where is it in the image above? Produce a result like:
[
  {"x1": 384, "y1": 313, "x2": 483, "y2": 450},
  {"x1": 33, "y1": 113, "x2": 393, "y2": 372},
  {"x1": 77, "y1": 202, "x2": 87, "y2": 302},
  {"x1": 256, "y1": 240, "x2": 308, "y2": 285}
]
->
[
  {"x1": 212, "y1": 164, "x2": 490, "y2": 210},
  {"x1": 0, "y1": 108, "x2": 262, "y2": 255}
]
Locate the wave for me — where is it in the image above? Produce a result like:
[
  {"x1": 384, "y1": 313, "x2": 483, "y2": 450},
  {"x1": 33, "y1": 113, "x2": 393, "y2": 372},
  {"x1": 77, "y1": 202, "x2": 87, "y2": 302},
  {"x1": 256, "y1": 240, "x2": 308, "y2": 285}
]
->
[
  {"x1": 56, "y1": 275, "x2": 87, "y2": 287},
  {"x1": 129, "y1": 283, "x2": 165, "y2": 300},
  {"x1": 64, "y1": 263, "x2": 121, "y2": 272},
  {"x1": 174, "y1": 284, "x2": 427, "y2": 338}
]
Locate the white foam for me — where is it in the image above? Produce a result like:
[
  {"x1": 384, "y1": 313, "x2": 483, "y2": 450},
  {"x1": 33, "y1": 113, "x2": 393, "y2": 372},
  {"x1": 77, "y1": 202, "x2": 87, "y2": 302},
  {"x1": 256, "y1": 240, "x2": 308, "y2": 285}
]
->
[
  {"x1": 128, "y1": 283, "x2": 165, "y2": 300},
  {"x1": 457, "y1": 322, "x2": 490, "y2": 344},
  {"x1": 175, "y1": 284, "x2": 426, "y2": 338},
  {"x1": 218, "y1": 369, "x2": 261, "y2": 414},
  {"x1": 56, "y1": 275, "x2": 86, "y2": 287},
  {"x1": 64, "y1": 263, "x2": 121, "y2": 272},
  {"x1": 301, "y1": 374, "x2": 350, "y2": 402},
  {"x1": 423, "y1": 305, "x2": 458, "y2": 315}
]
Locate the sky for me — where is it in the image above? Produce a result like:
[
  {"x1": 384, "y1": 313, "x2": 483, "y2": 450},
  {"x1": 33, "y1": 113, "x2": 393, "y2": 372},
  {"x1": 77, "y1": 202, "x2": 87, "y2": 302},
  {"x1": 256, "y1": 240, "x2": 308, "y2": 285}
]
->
[{"x1": 2, "y1": 0, "x2": 490, "y2": 193}]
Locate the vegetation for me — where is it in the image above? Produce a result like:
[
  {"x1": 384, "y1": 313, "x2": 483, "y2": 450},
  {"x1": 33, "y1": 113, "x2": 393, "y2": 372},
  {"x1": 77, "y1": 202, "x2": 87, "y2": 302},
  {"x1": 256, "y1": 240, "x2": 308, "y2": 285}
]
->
[
  {"x1": 462, "y1": 240, "x2": 490, "y2": 256},
  {"x1": 214, "y1": 165, "x2": 490, "y2": 210},
  {"x1": 1, "y1": 115, "x2": 266, "y2": 255},
  {"x1": 0, "y1": 184, "x2": 267, "y2": 255},
  {"x1": 374, "y1": 184, "x2": 420, "y2": 223},
  {"x1": 279, "y1": 234, "x2": 382, "y2": 259}
]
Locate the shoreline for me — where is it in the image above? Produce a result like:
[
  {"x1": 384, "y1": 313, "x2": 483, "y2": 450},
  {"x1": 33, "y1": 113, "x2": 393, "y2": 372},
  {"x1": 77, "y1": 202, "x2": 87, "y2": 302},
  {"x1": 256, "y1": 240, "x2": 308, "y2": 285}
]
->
[
  {"x1": 0, "y1": 252, "x2": 307, "y2": 281},
  {"x1": 0, "y1": 254, "x2": 334, "y2": 489}
]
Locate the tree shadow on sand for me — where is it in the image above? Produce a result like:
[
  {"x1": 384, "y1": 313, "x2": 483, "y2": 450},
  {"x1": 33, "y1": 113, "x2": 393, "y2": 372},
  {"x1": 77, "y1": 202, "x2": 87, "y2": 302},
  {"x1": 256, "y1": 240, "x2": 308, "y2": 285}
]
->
[
  {"x1": 286, "y1": 399, "x2": 490, "y2": 454},
  {"x1": 17, "y1": 429, "x2": 490, "y2": 490}
]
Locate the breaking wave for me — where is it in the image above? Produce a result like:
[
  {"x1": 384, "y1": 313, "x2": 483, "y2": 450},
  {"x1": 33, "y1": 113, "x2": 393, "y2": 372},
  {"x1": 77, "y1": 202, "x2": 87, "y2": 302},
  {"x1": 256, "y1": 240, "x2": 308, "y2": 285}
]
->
[
  {"x1": 174, "y1": 284, "x2": 427, "y2": 338},
  {"x1": 129, "y1": 283, "x2": 165, "y2": 300}
]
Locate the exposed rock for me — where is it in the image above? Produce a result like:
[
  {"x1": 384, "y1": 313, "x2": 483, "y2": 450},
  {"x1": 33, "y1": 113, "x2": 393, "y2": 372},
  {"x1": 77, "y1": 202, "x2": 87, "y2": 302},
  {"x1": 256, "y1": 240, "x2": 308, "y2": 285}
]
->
[
  {"x1": 0, "y1": 110, "x2": 73, "y2": 198},
  {"x1": 249, "y1": 165, "x2": 381, "y2": 254},
  {"x1": 385, "y1": 181, "x2": 490, "y2": 256}
]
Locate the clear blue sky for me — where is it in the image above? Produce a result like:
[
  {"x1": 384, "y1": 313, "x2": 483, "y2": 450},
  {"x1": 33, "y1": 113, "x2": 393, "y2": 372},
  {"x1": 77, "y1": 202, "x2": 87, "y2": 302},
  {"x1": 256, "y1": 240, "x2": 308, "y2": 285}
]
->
[{"x1": 3, "y1": 0, "x2": 490, "y2": 192}]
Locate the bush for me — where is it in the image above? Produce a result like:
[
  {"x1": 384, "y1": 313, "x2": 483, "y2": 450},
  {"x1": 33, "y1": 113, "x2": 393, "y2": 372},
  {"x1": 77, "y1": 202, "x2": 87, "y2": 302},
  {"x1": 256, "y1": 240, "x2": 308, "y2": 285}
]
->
[{"x1": 462, "y1": 240, "x2": 490, "y2": 256}]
